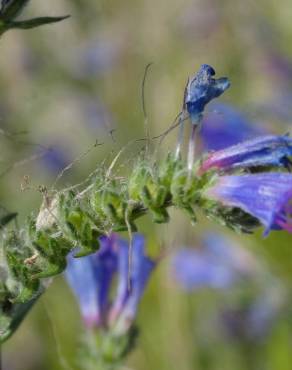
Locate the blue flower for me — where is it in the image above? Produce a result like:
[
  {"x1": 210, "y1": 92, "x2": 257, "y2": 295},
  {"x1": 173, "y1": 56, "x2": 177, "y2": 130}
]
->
[
  {"x1": 65, "y1": 234, "x2": 117, "y2": 328},
  {"x1": 220, "y1": 285, "x2": 284, "y2": 341},
  {"x1": 245, "y1": 288, "x2": 284, "y2": 340},
  {"x1": 41, "y1": 146, "x2": 70, "y2": 174},
  {"x1": 199, "y1": 135, "x2": 292, "y2": 174},
  {"x1": 65, "y1": 234, "x2": 156, "y2": 333},
  {"x1": 200, "y1": 103, "x2": 266, "y2": 151},
  {"x1": 72, "y1": 39, "x2": 120, "y2": 78},
  {"x1": 172, "y1": 233, "x2": 256, "y2": 291},
  {"x1": 205, "y1": 173, "x2": 292, "y2": 235},
  {"x1": 185, "y1": 64, "x2": 230, "y2": 123},
  {"x1": 109, "y1": 234, "x2": 156, "y2": 334},
  {"x1": 172, "y1": 233, "x2": 284, "y2": 342}
]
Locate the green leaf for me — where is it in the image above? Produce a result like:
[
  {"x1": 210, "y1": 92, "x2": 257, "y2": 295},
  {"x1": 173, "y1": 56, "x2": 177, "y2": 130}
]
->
[
  {"x1": 5, "y1": 15, "x2": 70, "y2": 30},
  {"x1": 0, "y1": 296, "x2": 39, "y2": 343},
  {"x1": 0, "y1": 212, "x2": 17, "y2": 228}
]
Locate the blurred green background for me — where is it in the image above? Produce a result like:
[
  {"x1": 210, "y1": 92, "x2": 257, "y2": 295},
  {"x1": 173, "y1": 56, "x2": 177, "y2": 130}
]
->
[{"x1": 1, "y1": 0, "x2": 292, "y2": 369}]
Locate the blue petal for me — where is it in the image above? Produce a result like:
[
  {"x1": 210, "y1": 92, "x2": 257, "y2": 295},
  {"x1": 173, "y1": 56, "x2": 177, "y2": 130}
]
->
[
  {"x1": 200, "y1": 135, "x2": 292, "y2": 174},
  {"x1": 108, "y1": 238, "x2": 130, "y2": 324},
  {"x1": 91, "y1": 235, "x2": 118, "y2": 318},
  {"x1": 206, "y1": 173, "x2": 292, "y2": 235},
  {"x1": 110, "y1": 234, "x2": 156, "y2": 331},
  {"x1": 65, "y1": 253, "x2": 101, "y2": 328},
  {"x1": 185, "y1": 64, "x2": 230, "y2": 122}
]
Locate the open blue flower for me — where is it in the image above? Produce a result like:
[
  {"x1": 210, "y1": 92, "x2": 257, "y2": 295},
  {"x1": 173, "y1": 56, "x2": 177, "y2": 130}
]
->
[
  {"x1": 65, "y1": 233, "x2": 156, "y2": 333},
  {"x1": 205, "y1": 173, "x2": 292, "y2": 235},
  {"x1": 199, "y1": 135, "x2": 292, "y2": 174},
  {"x1": 185, "y1": 64, "x2": 230, "y2": 123},
  {"x1": 65, "y1": 234, "x2": 117, "y2": 328}
]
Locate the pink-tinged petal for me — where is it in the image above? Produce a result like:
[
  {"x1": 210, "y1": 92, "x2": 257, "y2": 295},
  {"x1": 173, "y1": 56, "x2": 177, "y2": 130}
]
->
[
  {"x1": 109, "y1": 234, "x2": 156, "y2": 333},
  {"x1": 65, "y1": 254, "x2": 101, "y2": 328},
  {"x1": 199, "y1": 135, "x2": 292, "y2": 174}
]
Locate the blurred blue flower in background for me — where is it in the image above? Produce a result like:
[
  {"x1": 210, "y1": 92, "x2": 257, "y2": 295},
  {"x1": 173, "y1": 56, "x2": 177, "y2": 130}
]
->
[
  {"x1": 172, "y1": 232, "x2": 285, "y2": 342},
  {"x1": 70, "y1": 38, "x2": 121, "y2": 79},
  {"x1": 65, "y1": 233, "x2": 156, "y2": 334},
  {"x1": 220, "y1": 284, "x2": 284, "y2": 341},
  {"x1": 254, "y1": 92, "x2": 292, "y2": 126},
  {"x1": 40, "y1": 146, "x2": 70, "y2": 174},
  {"x1": 199, "y1": 134, "x2": 292, "y2": 174},
  {"x1": 263, "y1": 50, "x2": 292, "y2": 85},
  {"x1": 205, "y1": 173, "x2": 292, "y2": 235},
  {"x1": 80, "y1": 96, "x2": 113, "y2": 132},
  {"x1": 172, "y1": 233, "x2": 256, "y2": 290},
  {"x1": 200, "y1": 103, "x2": 267, "y2": 151}
]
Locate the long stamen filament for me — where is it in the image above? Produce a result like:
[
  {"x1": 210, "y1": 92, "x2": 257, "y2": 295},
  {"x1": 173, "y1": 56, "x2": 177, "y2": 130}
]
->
[{"x1": 175, "y1": 113, "x2": 185, "y2": 159}]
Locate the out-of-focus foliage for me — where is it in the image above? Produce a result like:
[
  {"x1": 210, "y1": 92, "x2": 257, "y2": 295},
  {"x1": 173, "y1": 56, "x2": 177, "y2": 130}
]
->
[{"x1": 1, "y1": 0, "x2": 292, "y2": 369}]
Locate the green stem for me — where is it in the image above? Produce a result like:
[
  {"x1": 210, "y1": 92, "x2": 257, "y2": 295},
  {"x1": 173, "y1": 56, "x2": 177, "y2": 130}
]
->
[{"x1": 240, "y1": 340, "x2": 260, "y2": 370}]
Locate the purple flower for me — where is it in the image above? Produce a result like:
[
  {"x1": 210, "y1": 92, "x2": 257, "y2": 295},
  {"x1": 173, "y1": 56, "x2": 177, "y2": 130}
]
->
[
  {"x1": 172, "y1": 233, "x2": 285, "y2": 342},
  {"x1": 109, "y1": 235, "x2": 156, "y2": 334},
  {"x1": 65, "y1": 234, "x2": 117, "y2": 328},
  {"x1": 172, "y1": 233, "x2": 256, "y2": 291},
  {"x1": 199, "y1": 135, "x2": 292, "y2": 174},
  {"x1": 80, "y1": 96, "x2": 113, "y2": 132},
  {"x1": 246, "y1": 289, "x2": 283, "y2": 339},
  {"x1": 205, "y1": 173, "x2": 292, "y2": 235},
  {"x1": 220, "y1": 286, "x2": 284, "y2": 341},
  {"x1": 71, "y1": 39, "x2": 120, "y2": 78},
  {"x1": 185, "y1": 64, "x2": 230, "y2": 123},
  {"x1": 65, "y1": 253, "x2": 103, "y2": 328},
  {"x1": 255, "y1": 92, "x2": 292, "y2": 123},
  {"x1": 262, "y1": 50, "x2": 292, "y2": 84},
  {"x1": 40, "y1": 146, "x2": 70, "y2": 174},
  {"x1": 65, "y1": 234, "x2": 156, "y2": 333},
  {"x1": 200, "y1": 103, "x2": 266, "y2": 151}
]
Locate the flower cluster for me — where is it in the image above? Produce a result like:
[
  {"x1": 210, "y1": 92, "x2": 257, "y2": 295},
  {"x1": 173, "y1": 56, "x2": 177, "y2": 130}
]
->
[{"x1": 1, "y1": 63, "x2": 292, "y2": 348}]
